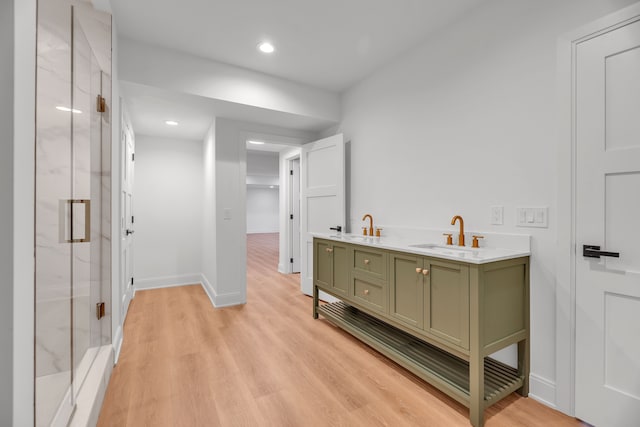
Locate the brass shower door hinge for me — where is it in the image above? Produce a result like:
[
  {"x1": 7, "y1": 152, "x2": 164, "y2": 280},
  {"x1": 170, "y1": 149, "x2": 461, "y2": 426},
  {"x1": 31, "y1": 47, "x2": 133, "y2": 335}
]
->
[
  {"x1": 96, "y1": 302, "x2": 105, "y2": 319},
  {"x1": 96, "y1": 95, "x2": 106, "y2": 113}
]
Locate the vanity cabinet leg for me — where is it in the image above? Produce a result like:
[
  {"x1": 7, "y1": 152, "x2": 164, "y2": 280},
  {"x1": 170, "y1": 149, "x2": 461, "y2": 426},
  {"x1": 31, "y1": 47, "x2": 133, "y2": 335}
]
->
[
  {"x1": 313, "y1": 284, "x2": 319, "y2": 319},
  {"x1": 517, "y1": 338, "x2": 530, "y2": 396},
  {"x1": 469, "y1": 356, "x2": 485, "y2": 427}
]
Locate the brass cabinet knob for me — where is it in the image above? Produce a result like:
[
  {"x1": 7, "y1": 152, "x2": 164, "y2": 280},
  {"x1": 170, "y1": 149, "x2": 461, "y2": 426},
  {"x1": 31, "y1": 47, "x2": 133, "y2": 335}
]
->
[
  {"x1": 422, "y1": 269, "x2": 430, "y2": 276},
  {"x1": 326, "y1": 247, "x2": 333, "y2": 253},
  {"x1": 364, "y1": 259, "x2": 370, "y2": 265},
  {"x1": 416, "y1": 267, "x2": 423, "y2": 274},
  {"x1": 364, "y1": 289, "x2": 370, "y2": 295}
]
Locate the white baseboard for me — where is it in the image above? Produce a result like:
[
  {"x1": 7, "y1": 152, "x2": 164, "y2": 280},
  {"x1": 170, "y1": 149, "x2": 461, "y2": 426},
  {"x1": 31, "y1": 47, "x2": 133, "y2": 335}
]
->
[
  {"x1": 135, "y1": 274, "x2": 203, "y2": 290},
  {"x1": 213, "y1": 291, "x2": 245, "y2": 307},
  {"x1": 529, "y1": 374, "x2": 557, "y2": 409},
  {"x1": 200, "y1": 273, "x2": 244, "y2": 307},
  {"x1": 112, "y1": 325, "x2": 123, "y2": 364},
  {"x1": 200, "y1": 273, "x2": 216, "y2": 307}
]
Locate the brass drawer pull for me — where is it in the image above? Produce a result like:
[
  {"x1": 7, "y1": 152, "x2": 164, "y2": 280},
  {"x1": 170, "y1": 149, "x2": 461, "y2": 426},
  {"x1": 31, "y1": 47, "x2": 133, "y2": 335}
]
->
[
  {"x1": 363, "y1": 289, "x2": 370, "y2": 295},
  {"x1": 326, "y1": 247, "x2": 333, "y2": 253},
  {"x1": 364, "y1": 259, "x2": 370, "y2": 265},
  {"x1": 422, "y1": 269, "x2": 429, "y2": 276},
  {"x1": 416, "y1": 267, "x2": 423, "y2": 274}
]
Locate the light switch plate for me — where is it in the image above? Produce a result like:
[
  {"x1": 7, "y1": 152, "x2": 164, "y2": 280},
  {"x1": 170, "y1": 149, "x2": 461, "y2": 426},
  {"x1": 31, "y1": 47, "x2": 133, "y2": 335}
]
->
[
  {"x1": 516, "y1": 207, "x2": 548, "y2": 228},
  {"x1": 490, "y1": 206, "x2": 504, "y2": 225}
]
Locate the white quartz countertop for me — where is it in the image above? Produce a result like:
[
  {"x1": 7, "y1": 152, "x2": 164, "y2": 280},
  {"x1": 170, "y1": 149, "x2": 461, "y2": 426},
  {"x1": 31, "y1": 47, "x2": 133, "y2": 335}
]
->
[{"x1": 311, "y1": 232, "x2": 530, "y2": 264}]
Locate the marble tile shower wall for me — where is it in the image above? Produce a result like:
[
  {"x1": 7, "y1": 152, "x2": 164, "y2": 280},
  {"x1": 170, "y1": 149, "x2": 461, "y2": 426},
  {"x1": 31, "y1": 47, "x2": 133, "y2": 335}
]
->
[{"x1": 35, "y1": 0, "x2": 73, "y2": 378}]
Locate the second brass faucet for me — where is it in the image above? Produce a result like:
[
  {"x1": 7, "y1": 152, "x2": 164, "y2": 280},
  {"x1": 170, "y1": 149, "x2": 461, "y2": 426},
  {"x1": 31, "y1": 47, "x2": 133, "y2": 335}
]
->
[
  {"x1": 362, "y1": 214, "x2": 374, "y2": 236},
  {"x1": 451, "y1": 215, "x2": 465, "y2": 246}
]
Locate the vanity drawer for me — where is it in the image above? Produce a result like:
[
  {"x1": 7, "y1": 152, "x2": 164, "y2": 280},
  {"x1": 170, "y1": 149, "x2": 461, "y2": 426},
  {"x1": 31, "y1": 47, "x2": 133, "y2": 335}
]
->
[
  {"x1": 352, "y1": 274, "x2": 387, "y2": 314},
  {"x1": 352, "y1": 247, "x2": 387, "y2": 280}
]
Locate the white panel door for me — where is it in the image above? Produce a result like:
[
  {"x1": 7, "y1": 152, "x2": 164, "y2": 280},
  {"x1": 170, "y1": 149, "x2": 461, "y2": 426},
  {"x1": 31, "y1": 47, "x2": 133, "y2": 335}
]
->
[
  {"x1": 121, "y1": 111, "x2": 135, "y2": 318},
  {"x1": 290, "y1": 158, "x2": 301, "y2": 273},
  {"x1": 300, "y1": 134, "x2": 345, "y2": 296},
  {"x1": 575, "y1": 17, "x2": 640, "y2": 427}
]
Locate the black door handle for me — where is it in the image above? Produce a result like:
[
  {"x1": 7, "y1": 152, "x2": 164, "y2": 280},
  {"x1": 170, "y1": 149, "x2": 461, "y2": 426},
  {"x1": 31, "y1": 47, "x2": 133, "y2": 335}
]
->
[
  {"x1": 329, "y1": 225, "x2": 342, "y2": 232},
  {"x1": 126, "y1": 229, "x2": 135, "y2": 236},
  {"x1": 583, "y1": 245, "x2": 619, "y2": 258}
]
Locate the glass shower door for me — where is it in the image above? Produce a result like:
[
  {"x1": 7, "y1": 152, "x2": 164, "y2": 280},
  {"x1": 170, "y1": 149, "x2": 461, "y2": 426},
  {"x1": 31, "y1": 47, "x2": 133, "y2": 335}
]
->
[
  {"x1": 71, "y1": 11, "x2": 104, "y2": 396},
  {"x1": 35, "y1": 4, "x2": 111, "y2": 426}
]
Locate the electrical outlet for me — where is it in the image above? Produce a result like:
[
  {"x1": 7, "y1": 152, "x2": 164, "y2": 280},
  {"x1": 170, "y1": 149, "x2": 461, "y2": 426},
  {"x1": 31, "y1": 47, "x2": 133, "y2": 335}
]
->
[{"x1": 490, "y1": 206, "x2": 504, "y2": 225}]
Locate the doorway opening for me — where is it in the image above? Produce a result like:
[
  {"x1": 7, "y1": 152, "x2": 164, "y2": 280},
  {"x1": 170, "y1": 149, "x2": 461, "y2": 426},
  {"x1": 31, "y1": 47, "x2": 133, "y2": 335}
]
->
[{"x1": 245, "y1": 138, "x2": 301, "y2": 279}]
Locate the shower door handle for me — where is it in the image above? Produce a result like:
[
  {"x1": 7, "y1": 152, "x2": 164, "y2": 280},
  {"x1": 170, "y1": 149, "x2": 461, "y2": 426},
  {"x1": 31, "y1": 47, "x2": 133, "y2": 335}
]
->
[{"x1": 60, "y1": 199, "x2": 91, "y2": 243}]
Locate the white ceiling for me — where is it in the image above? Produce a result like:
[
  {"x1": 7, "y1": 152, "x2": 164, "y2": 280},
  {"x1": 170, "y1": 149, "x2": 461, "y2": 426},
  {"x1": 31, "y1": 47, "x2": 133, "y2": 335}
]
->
[
  {"x1": 121, "y1": 81, "x2": 335, "y2": 140},
  {"x1": 110, "y1": 0, "x2": 488, "y2": 92},
  {"x1": 113, "y1": 0, "x2": 490, "y2": 142}
]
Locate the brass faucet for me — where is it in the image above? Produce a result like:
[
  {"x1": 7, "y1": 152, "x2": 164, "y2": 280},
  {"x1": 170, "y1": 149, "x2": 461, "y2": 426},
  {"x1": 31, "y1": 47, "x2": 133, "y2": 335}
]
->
[
  {"x1": 362, "y1": 214, "x2": 374, "y2": 236},
  {"x1": 451, "y1": 215, "x2": 465, "y2": 246}
]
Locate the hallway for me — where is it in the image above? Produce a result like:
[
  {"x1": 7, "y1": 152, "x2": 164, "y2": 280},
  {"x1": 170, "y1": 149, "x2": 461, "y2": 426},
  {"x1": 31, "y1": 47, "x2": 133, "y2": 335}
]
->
[{"x1": 97, "y1": 233, "x2": 581, "y2": 426}]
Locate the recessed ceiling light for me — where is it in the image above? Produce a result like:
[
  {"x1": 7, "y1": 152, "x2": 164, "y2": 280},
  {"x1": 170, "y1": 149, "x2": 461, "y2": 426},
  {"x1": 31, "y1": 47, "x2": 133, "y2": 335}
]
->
[
  {"x1": 56, "y1": 106, "x2": 82, "y2": 114},
  {"x1": 165, "y1": 120, "x2": 179, "y2": 126},
  {"x1": 257, "y1": 42, "x2": 275, "y2": 54},
  {"x1": 248, "y1": 140, "x2": 265, "y2": 145}
]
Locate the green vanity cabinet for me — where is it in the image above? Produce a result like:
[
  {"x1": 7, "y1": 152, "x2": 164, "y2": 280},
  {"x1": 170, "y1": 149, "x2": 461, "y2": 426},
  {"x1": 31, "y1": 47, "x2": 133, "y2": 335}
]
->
[
  {"x1": 390, "y1": 253, "x2": 470, "y2": 352},
  {"x1": 313, "y1": 239, "x2": 349, "y2": 298},
  {"x1": 313, "y1": 237, "x2": 530, "y2": 427},
  {"x1": 389, "y1": 252, "x2": 424, "y2": 329},
  {"x1": 424, "y1": 257, "x2": 470, "y2": 351}
]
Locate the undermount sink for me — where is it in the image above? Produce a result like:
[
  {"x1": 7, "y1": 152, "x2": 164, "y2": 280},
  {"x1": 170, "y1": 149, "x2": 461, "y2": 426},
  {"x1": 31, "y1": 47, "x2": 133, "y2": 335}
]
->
[
  {"x1": 409, "y1": 243, "x2": 478, "y2": 253},
  {"x1": 328, "y1": 234, "x2": 368, "y2": 241}
]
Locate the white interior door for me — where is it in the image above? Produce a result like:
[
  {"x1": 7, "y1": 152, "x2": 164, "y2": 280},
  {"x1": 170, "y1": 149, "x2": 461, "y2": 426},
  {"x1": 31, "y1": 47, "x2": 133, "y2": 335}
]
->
[
  {"x1": 120, "y1": 111, "x2": 135, "y2": 318},
  {"x1": 575, "y1": 17, "x2": 640, "y2": 427},
  {"x1": 290, "y1": 158, "x2": 301, "y2": 273},
  {"x1": 300, "y1": 134, "x2": 345, "y2": 296}
]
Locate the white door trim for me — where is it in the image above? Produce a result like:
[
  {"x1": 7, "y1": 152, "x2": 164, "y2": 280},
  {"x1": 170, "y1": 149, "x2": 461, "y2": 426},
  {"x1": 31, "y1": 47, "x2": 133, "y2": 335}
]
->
[
  {"x1": 278, "y1": 147, "x2": 302, "y2": 274},
  {"x1": 556, "y1": 1, "x2": 640, "y2": 416}
]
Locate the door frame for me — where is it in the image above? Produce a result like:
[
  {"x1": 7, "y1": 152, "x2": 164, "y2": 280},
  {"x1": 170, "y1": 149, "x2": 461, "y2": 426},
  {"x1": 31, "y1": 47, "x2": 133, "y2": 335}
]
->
[
  {"x1": 278, "y1": 147, "x2": 302, "y2": 273},
  {"x1": 556, "y1": 1, "x2": 640, "y2": 416}
]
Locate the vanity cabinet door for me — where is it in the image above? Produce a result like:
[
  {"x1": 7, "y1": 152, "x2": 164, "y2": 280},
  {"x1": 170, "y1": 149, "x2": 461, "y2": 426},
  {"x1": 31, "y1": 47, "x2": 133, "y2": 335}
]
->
[
  {"x1": 314, "y1": 239, "x2": 349, "y2": 297},
  {"x1": 389, "y1": 252, "x2": 424, "y2": 329},
  {"x1": 423, "y1": 259, "x2": 470, "y2": 350}
]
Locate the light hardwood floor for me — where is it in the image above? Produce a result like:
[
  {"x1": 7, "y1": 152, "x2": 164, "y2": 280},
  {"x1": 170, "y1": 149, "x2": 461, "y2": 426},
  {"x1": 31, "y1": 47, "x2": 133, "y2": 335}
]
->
[{"x1": 98, "y1": 233, "x2": 583, "y2": 427}]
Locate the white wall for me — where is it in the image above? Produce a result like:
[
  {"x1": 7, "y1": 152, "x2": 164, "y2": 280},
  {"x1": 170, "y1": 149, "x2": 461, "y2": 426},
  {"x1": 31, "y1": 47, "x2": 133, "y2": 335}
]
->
[
  {"x1": 247, "y1": 150, "x2": 279, "y2": 176},
  {"x1": 201, "y1": 122, "x2": 217, "y2": 300},
  {"x1": 0, "y1": 1, "x2": 15, "y2": 422},
  {"x1": 247, "y1": 151, "x2": 280, "y2": 234},
  {"x1": 201, "y1": 119, "x2": 316, "y2": 306},
  {"x1": 134, "y1": 136, "x2": 203, "y2": 287},
  {"x1": 338, "y1": 0, "x2": 637, "y2": 413},
  {"x1": 246, "y1": 187, "x2": 279, "y2": 234},
  {"x1": 7, "y1": 0, "x2": 37, "y2": 425},
  {"x1": 110, "y1": 16, "x2": 123, "y2": 362}
]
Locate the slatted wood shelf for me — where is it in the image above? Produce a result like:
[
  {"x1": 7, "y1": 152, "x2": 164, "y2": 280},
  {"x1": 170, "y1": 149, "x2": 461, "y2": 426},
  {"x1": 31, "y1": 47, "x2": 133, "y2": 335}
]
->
[{"x1": 318, "y1": 301, "x2": 524, "y2": 408}]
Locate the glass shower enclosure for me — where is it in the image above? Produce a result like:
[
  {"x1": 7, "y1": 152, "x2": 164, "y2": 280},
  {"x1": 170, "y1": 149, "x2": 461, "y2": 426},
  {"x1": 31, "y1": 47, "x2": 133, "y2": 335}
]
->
[{"x1": 35, "y1": 2, "x2": 111, "y2": 426}]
